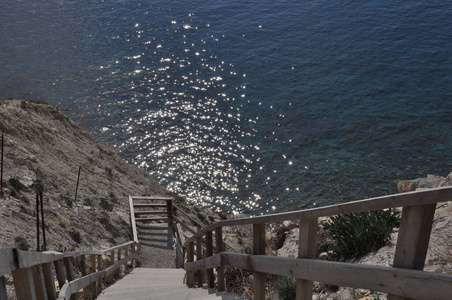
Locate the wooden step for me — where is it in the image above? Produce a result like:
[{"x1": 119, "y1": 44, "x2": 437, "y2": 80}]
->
[
  {"x1": 135, "y1": 217, "x2": 170, "y2": 223},
  {"x1": 131, "y1": 196, "x2": 173, "y2": 201},
  {"x1": 133, "y1": 204, "x2": 168, "y2": 208},
  {"x1": 134, "y1": 211, "x2": 168, "y2": 216}
]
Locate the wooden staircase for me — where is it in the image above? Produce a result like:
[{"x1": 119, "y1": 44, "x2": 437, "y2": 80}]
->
[{"x1": 96, "y1": 268, "x2": 241, "y2": 300}]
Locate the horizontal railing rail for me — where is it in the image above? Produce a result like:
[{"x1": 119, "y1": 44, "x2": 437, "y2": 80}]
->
[
  {"x1": 0, "y1": 241, "x2": 139, "y2": 300},
  {"x1": 183, "y1": 186, "x2": 452, "y2": 300}
]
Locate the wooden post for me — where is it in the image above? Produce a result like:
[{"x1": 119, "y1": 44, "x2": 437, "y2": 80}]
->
[
  {"x1": 12, "y1": 267, "x2": 37, "y2": 300},
  {"x1": 253, "y1": 223, "x2": 266, "y2": 300},
  {"x1": 105, "y1": 252, "x2": 115, "y2": 284},
  {"x1": 32, "y1": 265, "x2": 47, "y2": 300},
  {"x1": 36, "y1": 193, "x2": 40, "y2": 252},
  {"x1": 63, "y1": 257, "x2": 74, "y2": 282},
  {"x1": 115, "y1": 248, "x2": 122, "y2": 277},
  {"x1": 80, "y1": 255, "x2": 91, "y2": 299},
  {"x1": 0, "y1": 132, "x2": 3, "y2": 190},
  {"x1": 296, "y1": 218, "x2": 318, "y2": 300},
  {"x1": 167, "y1": 200, "x2": 173, "y2": 226},
  {"x1": 215, "y1": 226, "x2": 225, "y2": 292},
  {"x1": 40, "y1": 192, "x2": 46, "y2": 251},
  {"x1": 90, "y1": 254, "x2": 97, "y2": 297},
  {"x1": 0, "y1": 276, "x2": 7, "y2": 300},
  {"x1": 196, "y1": 226, "x2": 203, "y2": 287},
  {"x1": 42, "y1": 262, "x2": 57, "y2": 300},
  {"x1": 387, "y1": 204, "x2": 436, "y2": 300},
  {"x1": 187, "y1": 242, "x2": 195, "y2": 287},
  {"x1": 53, "y1": 260, "x2": 65, "y2": 291},
  {"x1": 206, "y1": 231, "x2": 215, "y2": 288},
  {"x1": 97, "y1": 254, "x2": 103, "y2": 288},
  {"x1": 124, "y1": 247, "x2": 129, "y2": 268}
]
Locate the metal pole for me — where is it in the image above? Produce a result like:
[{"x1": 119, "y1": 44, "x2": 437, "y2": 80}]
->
[
  {"x1": 1, "y1": 132, "x2": 3, "y2": 189},
  {"x1": 36, "y1": 193, "x2": 40, "y2": 252},
  {"x1": 40, "y1": 191, "x2": 46, "y2": 251},
  {"x1": 74, "y1": 166, "x2": 81, "y2": 204}
]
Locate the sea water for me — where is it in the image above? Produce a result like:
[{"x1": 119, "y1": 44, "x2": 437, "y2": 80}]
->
[{"x1": 1, "y1": 0, "x2": 451, "y2": 214}]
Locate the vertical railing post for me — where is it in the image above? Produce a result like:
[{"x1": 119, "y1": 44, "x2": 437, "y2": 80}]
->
[
  {"x1": 253, "y1": 223, "x2": 266, "y2": 300},
  {"x1": 12, "y1": 267, "x2": 37, "y2": 300},
  {"x1": 0, "y1": 276, "x2": 7, "y2": 300},
  {"x1": 90, "y1": 254, "x2": 97, "y2": 297},
  {"x1": 115, "y1": 248, "x2": 122, "y2": 277},
  {"x1": 42, "y1": 262, "x2": 57, "y2": 300},
  {"x1": 296, "y1": 218, "x2": 318, "y2": 300},
  {"x1": 167, "y1": 200, "x2": 173, "y2": 226},
  {"x1": 187, "y1": 242, "x2": 195, "y2": 287},
  {"x1": 97, "y1": 254, "x2": 103, "y2": 288},
  {"x1": 80, "y1": 255, "x2": 91, "y2": 298},
  {"x1": 215, "y1": 226, "x2": 225, "y2": 291},
  {"x1": 206, "y1": 231, "x2": 214, "y2": 288},
  {"x1": 63, "y1": 257, "x2": 74, "y2": 282},
  {"x1": 53, "y1": 259, "x2": 65, "y2": 292},
  {"x1": 387, "y1": 203, "x2": 436, "y2": 300},
  {"x1": 196, "y1": 226, "x2": 203, "y2": 287}
]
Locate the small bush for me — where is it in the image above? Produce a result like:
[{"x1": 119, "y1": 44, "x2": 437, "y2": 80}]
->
[
  {"x1": 217, "y1": 211, "x2": 228, "y2": 220},
  {"x1": 276, "y1": 276, "x2": 296, "y2": 300},
  {"x1": 99, "y1": 197, "x2": 113, "y2": 211},
  {"x1": 60, "y1": 194, "x2": 73, "y2": 207},
  {"x1": 83, "y1": 198, "x2": 93, "y2": 206},
  {"x1": 197, "y1": 212, "x2": 208, "y2": 224},
  {"x1": 208, "y1": 215, "x2": 215, "y2": 222},
  {"x1": 59, "y1": 222, "x2": 66, "y2": 229},
  {"x1": 109, "y1": 192, "x2": 118, "y2": 204},
  {"x1": 324, "y1": 209, "x2": 401, "y2": 261},
  {"x1": 9, "y1": 178, "x2": 23, "y2": 191},
  {"x1": 69, "y1": 230, "x2": 82, "y2": 244},
  {"x1": 15, "y1": 236, "x2": 30, "y2": 251}
]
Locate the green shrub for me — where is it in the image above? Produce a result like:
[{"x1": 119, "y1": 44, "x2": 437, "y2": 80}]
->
[
  {"x1": 60, "y1": 194, "x2": 73, "y2": 207},
  {"x1": 323, "y1": 209, "x2": 401, "y2": 261},
  {"x1": 83, "y1": 198, "x2": 93, "y2": 206},
  {"x1": 109, "y1": 192, "x2": 118, "y2": 204},
  {"x1": 99, "y1": 197, "x2": 113, "y2": 211},
  {"x1": 276, "y1": 276, "x2": 296, "y2": 300},
  {"x1": 15, "y1": 236, "x2": 30, "y2": 251},
  {"x1": 9, "y1": 178, "x2": 23, "y2": 191},
  {"x1": 197, "y1": 212, "x2": 208, "y2": 224},
  {"x1": 208, "y1": 215, "x2": 215, "y2": 222},
  {"x1": 69, "y1": 230, "x2": 81, "y2": 244}
]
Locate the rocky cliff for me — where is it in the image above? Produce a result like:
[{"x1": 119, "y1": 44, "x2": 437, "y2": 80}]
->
[{"x1": 0, "y1": 99, "x2": 168, "y2": 251}]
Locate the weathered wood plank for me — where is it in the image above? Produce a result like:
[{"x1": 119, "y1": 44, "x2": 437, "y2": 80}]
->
[
  {"x1": 388, "y1": 203, "x2": 437, "y2": 300},
  {"x1": 12, "y1": 267, "x2": 37, "y2": 300},
  {"x1": 134, "y1": 211, "x2": 168, "y2": 215},
  {"x1": 253, "y1": 224, "x2": 266, "y2": 300},
  {"x1": 296, "y1": 218, "x2": 317, "y2": 300},
  {"x1": 218, "y1": 253, "x2": 452, "y2": 300},
  {"x1": 184, "y1": 254, "x2": 222, "y2": 271},
  {"x1": 129, "y1": 196, "x2": 139, "y2": 244},
  {"x1": 133, "y1": 204, "x2": 168, "y2": 208},
  {"x1": 0, "y1": 276, "x2": 8, "y2": 300},
  {"x1": 134, "y1": 217, "x2": 171, "y2": 223},
  {"x1": 63, "y1": 257, "x2": 73, "y2": 282},
  {"x1": 53, "y1": 260, "x2": 65, "y2": 291},
  {"x1": 185, "y1": 186, "x2": 452, "y2": 245},
  {"x1": 32, "y1": 265, "x2": 48, "y2": 300},
  {"x1": 206, "y1": 231, "x2": 215, "y2": 288},
  {"x1": 196, "y1": 226, "x2": 203, "y2": 287},
  {"x1": 215, "y1": 226, "x2": 225, "y2": 292},
  {"x1": 130, "y1": 196, "x2": 173, "y2": 201},
  {"x1": 42, "y1": 263, "x2": 57, "y2": 300},
  {"x1": 186, "y1": 242, "x2": 195, "y2": 287}
]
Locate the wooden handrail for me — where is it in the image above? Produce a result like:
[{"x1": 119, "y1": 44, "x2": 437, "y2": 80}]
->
[
  {"x1": 184, "y1": 252, "x2": 452, "y2": 300},
  {"x1": 1, "y1": 241, "x2": 139, "y2": 300},
  {"x1": 185, "y1": 186, "x2": 452, "y2": 245},
  {"x1": 183, "y1": 186, "x2": 452, "y2": 300}
]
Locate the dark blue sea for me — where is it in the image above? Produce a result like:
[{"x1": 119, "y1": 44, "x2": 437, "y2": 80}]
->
[{"x1": 1, "y1": 0, "x2": 451, "y2": 214}]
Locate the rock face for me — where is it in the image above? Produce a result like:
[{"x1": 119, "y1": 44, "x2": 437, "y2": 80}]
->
[
  {"x1": 397, "y1": 173, "x2": 452, "y2": 192},
  {"x1": 0, "y1": 99, "x2": 168, "y2": 251}
]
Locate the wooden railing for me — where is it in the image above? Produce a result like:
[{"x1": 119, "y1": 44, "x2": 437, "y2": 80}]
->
[
  {"x1": 0, "y1": 241, "x2": 138, "y2": 300},
  {"x1": 183, "y1": 186, "x2": 452, "y2": 300}
]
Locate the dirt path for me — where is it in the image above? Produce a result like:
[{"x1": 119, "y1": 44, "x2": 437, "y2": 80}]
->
[{"x1": 136, "y1": 223, "x2": 176, "y2": 268}]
